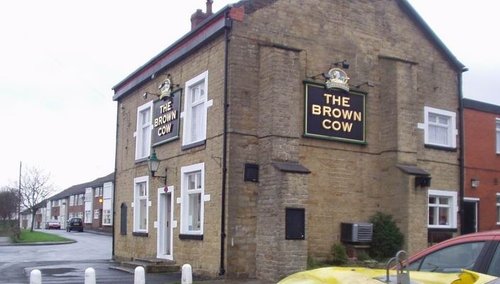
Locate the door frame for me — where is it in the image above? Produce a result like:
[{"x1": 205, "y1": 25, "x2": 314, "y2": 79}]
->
[
  {"x1": 157, "y1": 186, "x2": 174, "y2": 260},
  {"x1": 463, "y1": 197, "x2": 479, "y2": 234}
]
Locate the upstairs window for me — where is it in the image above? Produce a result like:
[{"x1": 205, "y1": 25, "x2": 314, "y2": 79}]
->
[
  {"x1": 496, "y1": 119, "x2": 500, "y2": 154},
  {"x1": 428, "y1": 189, "x2": 457, "y2": 229},
  {"x1": 135, "y1": 101, "x2": 153, "y2": 160},
  {"x1": 424, "y1": 107, "x2": 457, "y2": 148},
  {"x1": 182, "y1": 71, "x2": 208, "y2": 147}
]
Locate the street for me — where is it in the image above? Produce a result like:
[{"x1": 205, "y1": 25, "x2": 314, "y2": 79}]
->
[{"x1": 0, "y1": 229, "x2": 180, "y2": 284}]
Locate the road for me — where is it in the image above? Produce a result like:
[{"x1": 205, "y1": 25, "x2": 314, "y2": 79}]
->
[{"x1": 0, "y1": 229, "x2": 180, "y2": 284}]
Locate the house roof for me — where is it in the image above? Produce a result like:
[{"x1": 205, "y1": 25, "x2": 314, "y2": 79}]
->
[
  {"x1": 112, "y1": 0, "x2": 465, "y2": 101},
  {"x1": 463, "y1": 98, "x2": 500, "y2": 115},
  {"x1": 48, "y1": 172, "x2": 114, "y2": 201}
]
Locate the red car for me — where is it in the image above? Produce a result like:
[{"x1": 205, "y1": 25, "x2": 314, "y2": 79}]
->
[
  {"x1": 406, "y1": 230, "x2": 500, "y2": 277},
  {"x1": 45, "y1": 220, "x2": 61, "y2": 229}
]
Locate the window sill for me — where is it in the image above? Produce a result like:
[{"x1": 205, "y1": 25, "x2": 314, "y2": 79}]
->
[
  {"x1": 181, "y1": 140, "x2": 206, "y2": 151},
  {"x1": 179, "y1": 234, "x2": 203, "y2": 240},
  {"x1": 132, "y1": 232, "x2": 149, "y2": 237},
  {"x1": 424, "y1": 144, "x2": 457, "y2": 152},
  {"x1": 427, "y1": 227, "x2": 458, "y2": 232},
  {"x1": 134, "y1": 157, "x2": 149, "y2": 164}
]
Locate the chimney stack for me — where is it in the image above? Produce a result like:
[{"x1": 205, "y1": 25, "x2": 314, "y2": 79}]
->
[{"x1": 190, "y1": 0, "x2": 215, "y2": 30}]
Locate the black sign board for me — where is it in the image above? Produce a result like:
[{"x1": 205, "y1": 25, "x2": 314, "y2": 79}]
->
[
  {"x1": 304, "y1": 83, "x2": 366, "y2": 144},
  {"x1": 152, "y1": 89, "x2": 181, "y2": 147}
]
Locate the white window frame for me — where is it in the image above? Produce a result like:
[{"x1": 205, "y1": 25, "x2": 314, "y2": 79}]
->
[
  {"x1": 133, "y1": 176, "x2": 149, "y2": 233},
  {"x1": 423, "y1": 106, "x2": 457, "y2": 148},
  {"x1": 135, "y1": 101, "x2": 153, "y2": 160},
  {"x1": 496, "y1": 193, "x2": 500, "y2": 225},
  {"x1": 102, "y1": 182, "x2": 113, "y2": 226},
  {"x1": 182, "y1": 71, "x2": 209, "y2": 147},
  {"x1": 180, "y1": 163, "x2": 205, "y2": 235},
  {"x1": 496, "y1": 119, "x2": 500, "y2": 154},
  {"x1": 85, "y1": 210, "x2": 92, "y2": 223},
  {"x1": 428, "y1": 189, "x2": 458, "y2": 229}
]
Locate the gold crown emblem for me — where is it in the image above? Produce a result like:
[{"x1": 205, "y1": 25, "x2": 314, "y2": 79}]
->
[{"x1": 325, "y1": 68, "x2": 350, "y2": 92}]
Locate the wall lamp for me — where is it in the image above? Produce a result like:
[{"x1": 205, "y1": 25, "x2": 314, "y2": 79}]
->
[
  {"x1": 471, "y1": 178, "x2": 480, "y2": 188},
  {"x1": 148, "y1": 150, "x2": 167, "y2": 186},
  {"x1": 332, "y1": 60, "x2": 349, "y2": 69}
]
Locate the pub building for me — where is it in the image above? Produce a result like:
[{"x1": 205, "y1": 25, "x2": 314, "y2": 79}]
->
[{"x1": 111, "y1": 0, "x2": 465, "y2": 281}]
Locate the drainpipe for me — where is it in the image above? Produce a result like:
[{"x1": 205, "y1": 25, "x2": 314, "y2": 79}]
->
[
  {"x1": 112, "y1": 102, "x2": 119, "y2": 258},
  {"x1": 219, "y1": 11, "x2": 231, "y2": 276},
  {"x1": 458, "y1": 67, "x2": 468, "y2": 234}
]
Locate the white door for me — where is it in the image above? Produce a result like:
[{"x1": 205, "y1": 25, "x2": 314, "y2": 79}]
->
[{"x1": 157, "y1": 186, "x2": 174, "y2": 260}]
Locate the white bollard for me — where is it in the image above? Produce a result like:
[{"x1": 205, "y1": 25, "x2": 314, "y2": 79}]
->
[
  {"x1": 84, "y1": 267, "x2": 96, "y2": 284},
  {"x1": 181, "y1": 264, "x2": 193, "y2": 284},
  {"x1": 134, "y1": 266, "x2": 145, "y2": 284},
  {"x1": 30, "y1": 269, "x2": 42, "y2": 284}
]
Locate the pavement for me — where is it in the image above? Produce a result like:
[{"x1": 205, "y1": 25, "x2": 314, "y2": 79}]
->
[
  {"x1": 0, "y1": 235, "x2": 273, "y2": 283},
  {"x1": 0, "y1": 236, "x2": 11, "y2": 246}
]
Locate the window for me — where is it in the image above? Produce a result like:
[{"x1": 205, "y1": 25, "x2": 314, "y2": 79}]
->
[
  {"x1": 182, "y1": 71, "x2": 209, "y2": 147},
  {"x1": 135, "y1": 101, "x2": 153, "y2": 160},
  {"x1": 94, "y1": 187, "x2": 102, "y2": 197},
  {"x1": 133, "y1": 176, "x2": 149, "y2": 232},
  {"x1": 496, "y1": 193, "x2": 500, "y2": 225},
  {"x1": 103, "y1": 209, "x2": 112, "y2": 225},
  {"x1": 85, "y1": 210, "x2": 92, "y2": 223},
  {"x1": 78, "y1": 194, "x2": 84, "y2": 205},
  {"x1": 102, "y1": 182, "x2": 113, "y2": 226},
  {"x1": 180, "y1": 163, "x2": 205, "y2": 235},
  {"x1": 69, "y1": 195, "x2": 74, "y2": 206},
  {"x1": 428, "y1": 189, "x2": 457, "y2": 229},
  {"x1": 94, "y1": 209, "x2": 100, "y2": 220},
  {"x1": 423, "y1": 107, "x2": 457, "y2": 148},
  {"x1": 408, "y1": 242, "x2": 485, "y2": 273},
  {"x1": 487, "y1": 243, "x2": 500, "y2": 277},
  {"x1": 496, "y1": 119, "x2": 500, "y2": 154}
]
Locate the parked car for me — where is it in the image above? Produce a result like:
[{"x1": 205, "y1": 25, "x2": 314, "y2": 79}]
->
[
  {"x1": 66, "y1": 217, "x2": 84, "y2": 232},
  {"x1": 406, "y1": 230, "x2": 500, "y2": 277},
  {"x1": 278, "y1": 266, "x2": 499, "y2": 284},
  {"x1": 45, "y1": 220, "x2": 60, "y2": 229}
]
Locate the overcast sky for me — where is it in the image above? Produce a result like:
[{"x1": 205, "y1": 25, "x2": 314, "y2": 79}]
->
[{"x1": 1, "y1": 0, "x2": 499, "y2": 193}]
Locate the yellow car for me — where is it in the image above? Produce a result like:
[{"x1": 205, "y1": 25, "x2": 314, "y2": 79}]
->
[{"x1": 278, "y1": 266, "x2": 499, "y2": 284}]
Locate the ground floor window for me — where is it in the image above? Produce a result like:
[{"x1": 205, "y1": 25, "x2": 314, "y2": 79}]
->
[
  {"x1": 85, "y1": 210, "x2": 92, "y2": 223},
  {"x1": 428, "y1": 189, "x2": 457, "y2": 229},
  {"x1": 496, "y1": 193, "x2": 500, "y2": 225},
  {"x1": 103, "y1": 209, "x2": 112, "y2": 225},
  {"x1": 133, "y1": 176, "x2": 149, "y2": 232},
  {"x1": 180, "y1": 163, "x2": 204, "y2": 235}
]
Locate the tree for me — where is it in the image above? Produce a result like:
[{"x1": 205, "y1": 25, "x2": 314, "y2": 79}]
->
[
  {"x1": 0, "y1": 187, "x2": 19, "y2": 221},
  {"x1": 18, "y1": 166, "x2": 54, "y2": 232},
  {"x1": 369, "y1": 212, "x2": 404, "y2": 260}
]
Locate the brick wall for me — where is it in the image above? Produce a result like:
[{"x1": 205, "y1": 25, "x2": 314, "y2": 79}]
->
[{"x1": 113, "y1": 0, "x2": 461, "y2": 281}]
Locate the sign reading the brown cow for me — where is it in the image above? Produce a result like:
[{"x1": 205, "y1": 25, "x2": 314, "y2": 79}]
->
[{"x1": 304, "y1": 83, "x2": 366, "y2": 144}]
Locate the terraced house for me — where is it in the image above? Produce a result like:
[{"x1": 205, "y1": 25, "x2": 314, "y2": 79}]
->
[
  {"x1": 112, "y1": 0, "x2": 465, "y2": 281},
  {"x1": 28, "y1": 173, "x2": 115, "y2": 233}
]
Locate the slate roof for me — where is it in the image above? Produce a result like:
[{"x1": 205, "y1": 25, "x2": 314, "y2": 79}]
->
[{"x1": 48, "y1": 172, "x2": 114, "y2": 201}]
